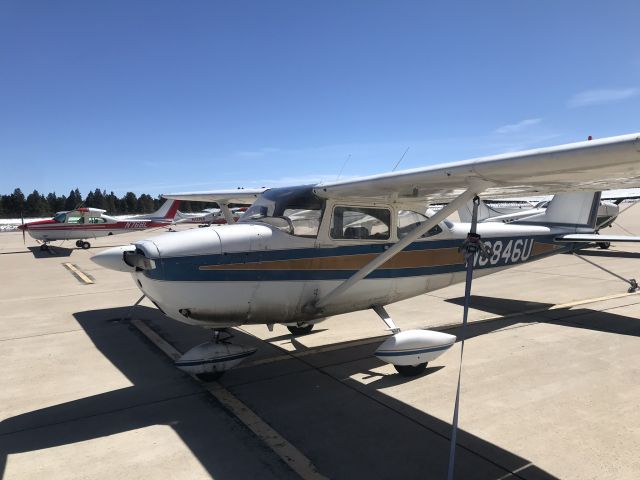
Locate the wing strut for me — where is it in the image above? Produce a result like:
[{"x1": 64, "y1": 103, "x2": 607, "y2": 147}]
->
[
  {"x1": 310, "y1": 182, "x2": 491, "y2": 312},
  {"x1": 219, "y1": 203, "x2": 236, "y2": 224}
]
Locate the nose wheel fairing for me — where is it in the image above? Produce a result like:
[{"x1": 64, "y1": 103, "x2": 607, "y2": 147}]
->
[{"x1": 175, "y1": 331, "x2": 257, "y2": 380}]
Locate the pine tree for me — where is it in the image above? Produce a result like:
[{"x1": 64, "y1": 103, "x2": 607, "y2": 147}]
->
[
  {"x1": 64, "y1": 189, "x2": 77, "y2": 211},
  {"x1": 124, "y1": 192, "x2": 137, "y2": 213},
  {"x1": 25, "y1": 190, "x2": 49, "y2": 215},
  {"x1": 10, "y1": 188, "x2": 26, "y2": 215},
  {"x1": 105, "y1": 191, "x2": 117, "y2": 214},
  {"x1": 93, "y1": 188, "x2": 106, "y2": 210}
]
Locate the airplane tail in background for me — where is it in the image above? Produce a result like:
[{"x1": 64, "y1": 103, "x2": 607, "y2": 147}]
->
[
  {"x1": 152, "y1": 199, "x2": 181, "y2": 220},
  {"x1": 515, "y1": 192, "x2": 601, "y2": 230},
  {"x1": 458, "y1": 199, "x2": 494, "y2": 223}
]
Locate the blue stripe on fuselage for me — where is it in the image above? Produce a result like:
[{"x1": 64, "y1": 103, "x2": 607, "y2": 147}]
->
[{"x1": 143, "y1": 235, "x2": 568, "y2": 282}]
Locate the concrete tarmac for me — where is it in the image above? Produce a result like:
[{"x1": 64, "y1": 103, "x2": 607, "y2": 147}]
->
[{"x1": 1, "y1": 212, "x2": 640, "y2": 479}]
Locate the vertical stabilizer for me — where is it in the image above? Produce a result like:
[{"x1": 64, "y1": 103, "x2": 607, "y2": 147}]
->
[
  {"x1": 515, "y1": 192, "x2": 601, "y2": 229},
  {"x1": 152, "y1": 199, "x2": 181, "y2": 220}
]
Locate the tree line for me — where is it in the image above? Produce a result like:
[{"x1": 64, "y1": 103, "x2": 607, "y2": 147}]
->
[{"x1": 0, "y1": 188, "x2": 211, "y2": 218}]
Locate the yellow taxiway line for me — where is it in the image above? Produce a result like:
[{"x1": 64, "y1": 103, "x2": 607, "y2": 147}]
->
[{"x1": 62, "y1": 263, "x2": 94, "y2": 284}]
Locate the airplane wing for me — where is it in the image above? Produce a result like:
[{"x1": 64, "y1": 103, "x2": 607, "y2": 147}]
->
[
  {"x1": 313, "y1": 133, "x2": 640, "y2": 203},
  {"x1": 162, "y1": 188, "x2": 267, "y2": 205}
]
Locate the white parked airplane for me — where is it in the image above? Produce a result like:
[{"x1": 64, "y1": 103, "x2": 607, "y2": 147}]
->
[
  {"x1": 93, "y1": 133, "x2": 640, "y2": 381},
  {"x1": 173, "y1": 207, "x2": 247, "y2": 226}
]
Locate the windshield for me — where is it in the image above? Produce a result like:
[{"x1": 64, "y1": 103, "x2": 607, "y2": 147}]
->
[
  {"x1": 239, "y1": 186, "x2": 324, "y2": 237},
  {"x1": 53, "y1": 213, "x2": 67, "y2": 223}
]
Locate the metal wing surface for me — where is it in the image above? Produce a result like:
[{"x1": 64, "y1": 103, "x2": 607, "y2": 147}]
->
[
  {"x1": 313, "y1": 133, "x2": 640, "y2": 202},
  {"x1": 162, "y1": 188, "x2": 267, "y2": 205}
]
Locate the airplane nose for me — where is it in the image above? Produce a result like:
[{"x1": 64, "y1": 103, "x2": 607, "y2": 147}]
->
[
  {"x1": 17, "y1": 224, "x2": 25, "y2": 230},
  {"x1": 91, "y1": 245, "x2": 137, "y2": 272}
]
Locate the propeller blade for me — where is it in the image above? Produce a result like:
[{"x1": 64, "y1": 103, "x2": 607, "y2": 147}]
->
[{"x1": 21, "y1": 212, "x2": 25, "y2": 244}]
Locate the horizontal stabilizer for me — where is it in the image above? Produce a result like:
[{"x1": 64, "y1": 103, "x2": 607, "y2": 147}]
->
[{"x1": 555, "y1": 234, "x2": 640, "y2": 243}]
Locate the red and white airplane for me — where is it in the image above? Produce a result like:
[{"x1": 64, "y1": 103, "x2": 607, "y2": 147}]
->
[{"x1": 18, "y1": 199, "x2": 180, "y2": 250}]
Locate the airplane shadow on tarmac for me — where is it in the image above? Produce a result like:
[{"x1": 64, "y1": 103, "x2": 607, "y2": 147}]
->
[
  {"x1": 445, "y1": 295, "x2": 640, "y2": 338},
  {"x1": 27, "y1": 246, "x2": 74, "y2": 258},
  {"x1": 15, "y1": 300, "x2": 640, "y2": 478}
]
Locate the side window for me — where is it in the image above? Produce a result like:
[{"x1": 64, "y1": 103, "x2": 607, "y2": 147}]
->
[
  {"x1": 331, "y1": 206, "x2": 390, "y2": 240},
  {"x1": 89, "y1": 217, "x2": 106, "y2": 224},
  {"x1": 397, "y1": 210, "x2": 442, "y2": 239}
]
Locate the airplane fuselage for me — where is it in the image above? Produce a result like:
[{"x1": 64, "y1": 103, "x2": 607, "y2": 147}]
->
[{"x1": 115, "y1": 221, "x2": 575, "y2": 329}]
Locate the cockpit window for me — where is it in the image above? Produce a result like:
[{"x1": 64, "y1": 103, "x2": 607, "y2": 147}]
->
[
  {"x1": 397, "y1": 210, "x2": 443, "y2": 239},
  {"x1": 238, "y1": 186, "x2": 324, "y2": 237}
]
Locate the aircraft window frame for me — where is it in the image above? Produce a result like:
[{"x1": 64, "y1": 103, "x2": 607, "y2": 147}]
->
[
  {"x1": 53, "y1": 213, "x2": 67, "y2": 223},
  {"x1": 397, "y1": 210, "x2": 443, "y2": 239},
  {"x1": 330, "y1": 206, "x2": 391, "y2": 241}
]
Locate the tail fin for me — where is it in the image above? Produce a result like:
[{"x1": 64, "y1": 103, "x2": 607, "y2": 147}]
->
[
  {"x1": 516, "y1": 192, "x2": 601, "y2": 229},
  {"x1": 152, "y1": 199, "x2": 181, "y2": 220}
]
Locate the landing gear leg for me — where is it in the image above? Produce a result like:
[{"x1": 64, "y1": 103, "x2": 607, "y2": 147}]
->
[{"x1": 195, "y1": 330, "x2": 227, "y2": 382}]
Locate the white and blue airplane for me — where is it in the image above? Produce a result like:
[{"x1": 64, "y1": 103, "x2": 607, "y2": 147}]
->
[{"x1": 93, "y1": 133, "x2": 640, "y2": 380}]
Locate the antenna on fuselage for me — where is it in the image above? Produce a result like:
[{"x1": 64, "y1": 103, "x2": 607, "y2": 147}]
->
[
  {"x1": 392, "y1": 147, "x2": 410, "y2": 172},
  {"x1": 336, "y1": 154, "x2": 351, "y2": 181}
]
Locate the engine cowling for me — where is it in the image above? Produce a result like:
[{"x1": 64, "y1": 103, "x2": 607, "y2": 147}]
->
[{"x1": 375, "y1": 329, "x2": 456, "y2": 366}]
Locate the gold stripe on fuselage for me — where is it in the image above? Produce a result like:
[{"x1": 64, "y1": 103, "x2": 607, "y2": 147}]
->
[
  {"x1": 531, "y1": 242, "x2": 562, "y2": 256},
  {"x1": 199, "y1": 239, "x2": 559, "y2": 272},
  {"x1": 200, "y1": 247, "x2": 465, "y2": 271}
]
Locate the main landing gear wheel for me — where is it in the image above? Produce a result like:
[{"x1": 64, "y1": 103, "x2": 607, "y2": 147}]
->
[
  {"x1": 287, "y1": 323, "x2": 314, "y2": 335},
  {"x1": 39, "y1": 244, "x2": 49, "y2": 251},
  {"x1": 394, "y1": 363, "x2": 428, "y2": 377},
  {"x1": 75, "y1": 240, "x2": 83, "y2": 248},
  {"x1": 81, "y1": 241, "x2": 91, "y2": 249},
  {"x1": 195, "y1": 371, "x2": 224, "y2": 382},
  {"x1": 598, "y1": 241, "x2": 611, "y2": 249}
]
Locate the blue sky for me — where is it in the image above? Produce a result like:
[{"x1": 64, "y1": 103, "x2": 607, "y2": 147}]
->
[{"x1": 1, "y1": 1, "x2": 639, "y2": 197}]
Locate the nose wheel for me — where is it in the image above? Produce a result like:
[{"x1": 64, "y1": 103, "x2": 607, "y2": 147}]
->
[
  {"x1": 75, "y1": 240, "x2": 91, "y2": 249},
  {"x1": 286, "y1": 323, "x2": 314, "y2": 335}
]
